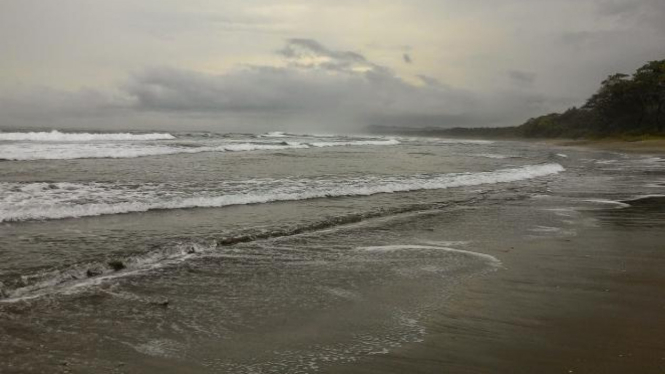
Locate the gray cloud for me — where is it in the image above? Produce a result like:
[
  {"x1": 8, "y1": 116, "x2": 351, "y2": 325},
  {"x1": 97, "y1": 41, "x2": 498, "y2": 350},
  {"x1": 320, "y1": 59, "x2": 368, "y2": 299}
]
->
[
  {"x1": 560, "y1": 31, "x2": 597, "y2": 47},
  {"x1": 417, "y1": 75, "x2": 444, "y2": 87},
  {"x1": 0, "y1": 38, "x2": 576, "y2": 132},
  {"x1": 595, "y1": 0, "x2": 665, "y2": 32},
  {"x1": 5, "y1": 0, "x2": 661, "y2": 133},
  {"x1": 276, "y1": 38, "x2": 389, "y2": 74},
  {"x1": 0, "y1": 88, "x2": 129, "y2": 120},
  {"x1": 119, "y1": 40, "x2": 565, "y2": 131},
  {"x1": 596, "y1": 0, "x2": 643, "y2": 16},
  {"x1": 508, "y1": 70, "x2": 536, "y2": 87},
  {"x1": 129, "y1": 10, "x2": 287, "y2": 41}
]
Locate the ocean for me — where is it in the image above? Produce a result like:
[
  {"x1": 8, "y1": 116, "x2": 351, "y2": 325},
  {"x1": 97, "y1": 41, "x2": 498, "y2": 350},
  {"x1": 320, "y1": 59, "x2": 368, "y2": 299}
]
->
[{"x1": 1, "y1": 130, "x2": 664, "y2": 373}]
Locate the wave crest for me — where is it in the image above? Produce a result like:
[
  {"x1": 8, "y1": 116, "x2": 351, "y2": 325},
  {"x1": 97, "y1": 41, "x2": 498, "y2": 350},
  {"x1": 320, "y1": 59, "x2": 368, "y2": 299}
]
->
[
  {"x1": 0, "y1": 163, "x2": 564, "y2": 222},
  {"x1": 309, "y1": 139, "x2": 400, "y2": 147},
  {"x1": 0, "y1": 130, "x2": 175, "y2": 142}
]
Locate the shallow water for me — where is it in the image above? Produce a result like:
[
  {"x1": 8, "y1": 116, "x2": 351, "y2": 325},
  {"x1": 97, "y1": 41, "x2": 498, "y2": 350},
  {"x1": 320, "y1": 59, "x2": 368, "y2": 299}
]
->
[{"x1": 1, "y1": 130, "x2": 664, "y2": 372}]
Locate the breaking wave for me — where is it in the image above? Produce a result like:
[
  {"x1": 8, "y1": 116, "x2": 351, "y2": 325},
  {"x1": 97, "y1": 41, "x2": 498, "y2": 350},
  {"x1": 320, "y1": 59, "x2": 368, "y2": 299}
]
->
[
  {"x1": 0, "y1": 163, "x2": 564, "y2": 222},
  {"x1": 0, "y1": 200, "x2": 481, "y2": 302},
  {"x1": 0, "y1": 142, "x2": 309, "y2": 161},
  {"x1": 397, "y1": 137, "x2": 494, "y2": 145},
  {"x1": 0, "y1": 130, "x2": 175, "y2": 142},
  {"x1": 259, "y1": 131, "x2": 289, "y2": 138},
  {"x1": 309, "y1": 139, "x2": 400, "y2": 147},
  {"x1": 0, "y1": 137, "x2": 399, "y2": 161}
]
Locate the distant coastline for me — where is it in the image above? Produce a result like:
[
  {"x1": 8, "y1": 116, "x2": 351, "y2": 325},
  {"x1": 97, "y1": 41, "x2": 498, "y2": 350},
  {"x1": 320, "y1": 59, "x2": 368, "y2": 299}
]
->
[{"x1": 369, "y1": 59, "x2": 665, "y2": 152}]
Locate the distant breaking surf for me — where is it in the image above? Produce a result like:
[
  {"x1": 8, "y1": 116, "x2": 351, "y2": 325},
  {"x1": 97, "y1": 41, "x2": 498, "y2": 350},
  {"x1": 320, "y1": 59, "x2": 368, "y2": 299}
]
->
[
  {"x1": 309, "y1": 139, "x2": 400, "y2": 147},
  {"x1": 0, "y1": 163, "x2": 564, "y2": 222},
  {"x1": 0, "y1": 139, "x2": 400, "y2": 161},
  {"x1": 0, "y1": 130, "x2": 176, "y2": 142}
]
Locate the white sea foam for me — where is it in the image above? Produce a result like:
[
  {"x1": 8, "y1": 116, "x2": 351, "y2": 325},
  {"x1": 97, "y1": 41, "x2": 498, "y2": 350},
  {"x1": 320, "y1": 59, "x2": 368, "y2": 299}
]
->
[
  {"x1": 528, "y1": 226, "x2": 563, "y2": 233},
  {"x1": 434, "y1": 138, "x2": 494, "y2": 144},
  {"x1": 0, "y1": 130, "x2": 175, "y2": 142},
  {"x1": 0, "y1": 142, "x2": 311, "y2": 161},
  {"x1": 0, "y1": 139, "x2": 397, "y2": 160},
  {"x1": 527, "y1": 225, "x2": 576, "y2": 238},
  {"x1": 645, "y1": 180, "x2": 665, "y2": 188},
  {"x1": 259, "y1": 131, "x2": 289, "y2": 138},
  {"x1": 308, "y1": 139, "x2": 400, "y2": 147},
  {"x1": 0, "y1": 143, "x2": 194, "y2": 160},
  {"x1": 640, "y1": 157, "x2": 665, "y2": 164},
  {"x1": 358, "y1": 244, "x2": 501, "y2": 267},
  {"x1": 259, "y1": 131, "x2": 343, "y2": 138},
  {"x1": 0, "y1": 163, "x2": 564, "y2": 222},
  {"x1": 222, "y1": 143, "x2": 309, "y2": 152},
  {"x1": 418, "y1": 240, "x2": 470, "y2": 247},
  {"x1": 472, "y1": 153, "x2": 513, "y2": 159}
]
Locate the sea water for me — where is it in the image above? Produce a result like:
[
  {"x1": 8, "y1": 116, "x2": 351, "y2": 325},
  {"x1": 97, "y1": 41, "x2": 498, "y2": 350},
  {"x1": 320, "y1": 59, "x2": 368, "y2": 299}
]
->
[{"x1": 1, "y1": 129, "x2": 663, "y2": 372}]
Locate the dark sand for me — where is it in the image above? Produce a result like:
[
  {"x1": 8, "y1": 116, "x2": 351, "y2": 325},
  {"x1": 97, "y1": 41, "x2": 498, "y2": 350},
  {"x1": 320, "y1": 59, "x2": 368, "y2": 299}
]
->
[{"x1": 331, "y1": 197, "x2": 665, "y2": 374}]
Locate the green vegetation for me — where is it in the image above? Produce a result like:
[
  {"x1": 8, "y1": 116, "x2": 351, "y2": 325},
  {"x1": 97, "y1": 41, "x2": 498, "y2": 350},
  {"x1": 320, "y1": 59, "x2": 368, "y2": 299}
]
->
[
  {"x1": 382, "y1": 59, "x2": 665, "y2": 140},
  {"x1": 517, "y1": 59, "x2": 665, "y2": 138}
]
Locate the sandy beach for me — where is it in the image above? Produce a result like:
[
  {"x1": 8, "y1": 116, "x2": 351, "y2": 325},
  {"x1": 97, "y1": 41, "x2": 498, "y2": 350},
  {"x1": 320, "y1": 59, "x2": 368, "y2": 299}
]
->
[
  {"x1": 334, "y1": 143, "x2": 665, "y2": 373},
  {"x1": 329, "y1": 195, "x2": 665, "y2": 373}
]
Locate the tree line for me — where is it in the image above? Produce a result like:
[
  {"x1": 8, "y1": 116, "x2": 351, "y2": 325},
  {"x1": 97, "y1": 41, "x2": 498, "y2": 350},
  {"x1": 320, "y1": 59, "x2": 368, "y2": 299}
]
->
[
  {"x1": 519, "y1": 59, "x2": 665, "y2": 138},
  {"x1": 403, "y1": 59, "x2": 665, "y2": 139}
]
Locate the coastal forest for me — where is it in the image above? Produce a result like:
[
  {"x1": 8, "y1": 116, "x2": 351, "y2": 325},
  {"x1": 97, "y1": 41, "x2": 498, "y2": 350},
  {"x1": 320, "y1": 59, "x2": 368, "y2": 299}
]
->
[
  {"x1": 518, "y1": 59, "x2": 665, "y2": 138},
  {"x1": 377, "y1": 59, "x2": 665, "y2": 139}
]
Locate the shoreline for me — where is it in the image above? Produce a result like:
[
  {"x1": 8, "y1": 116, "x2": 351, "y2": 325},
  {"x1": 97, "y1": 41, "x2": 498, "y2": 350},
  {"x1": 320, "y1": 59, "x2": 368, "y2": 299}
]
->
[
  {"x1": 3, "y1": 136, "x2": 665, "y2": 373},
  {"x1": 368, "y1": 128, "x2": 665, "y2": 155},
  {"x1": 333, "y1": 196, "x2": 665, "y2": 373},
  {"x1": 542, "y1": 138, "x2": 665, "y2": 155}
]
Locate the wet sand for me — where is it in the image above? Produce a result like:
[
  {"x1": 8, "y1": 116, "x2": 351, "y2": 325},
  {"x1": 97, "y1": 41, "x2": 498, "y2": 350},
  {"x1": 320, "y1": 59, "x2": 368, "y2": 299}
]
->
[
  {"x1": 33, "y1": 196, "x2": 665, "y2": 374},
  {"x1": 548, "y1": 138, "x2": 665, "y2": 154},
  {"x1": 332, "y1": 197, "x2": 665, "y2": 373}
]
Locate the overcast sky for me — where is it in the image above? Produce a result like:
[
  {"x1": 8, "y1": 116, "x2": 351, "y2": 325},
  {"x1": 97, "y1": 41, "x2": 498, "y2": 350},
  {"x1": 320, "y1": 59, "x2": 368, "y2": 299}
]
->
[{"x1": 1, "y1": 0, "x2": 664, "y2": 133}]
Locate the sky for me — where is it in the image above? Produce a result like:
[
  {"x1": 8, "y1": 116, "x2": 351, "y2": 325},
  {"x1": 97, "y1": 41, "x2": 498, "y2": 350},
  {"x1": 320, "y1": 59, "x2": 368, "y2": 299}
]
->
[{"x1": 1, "y1": 0, "x2": 664, "y2": 133}]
